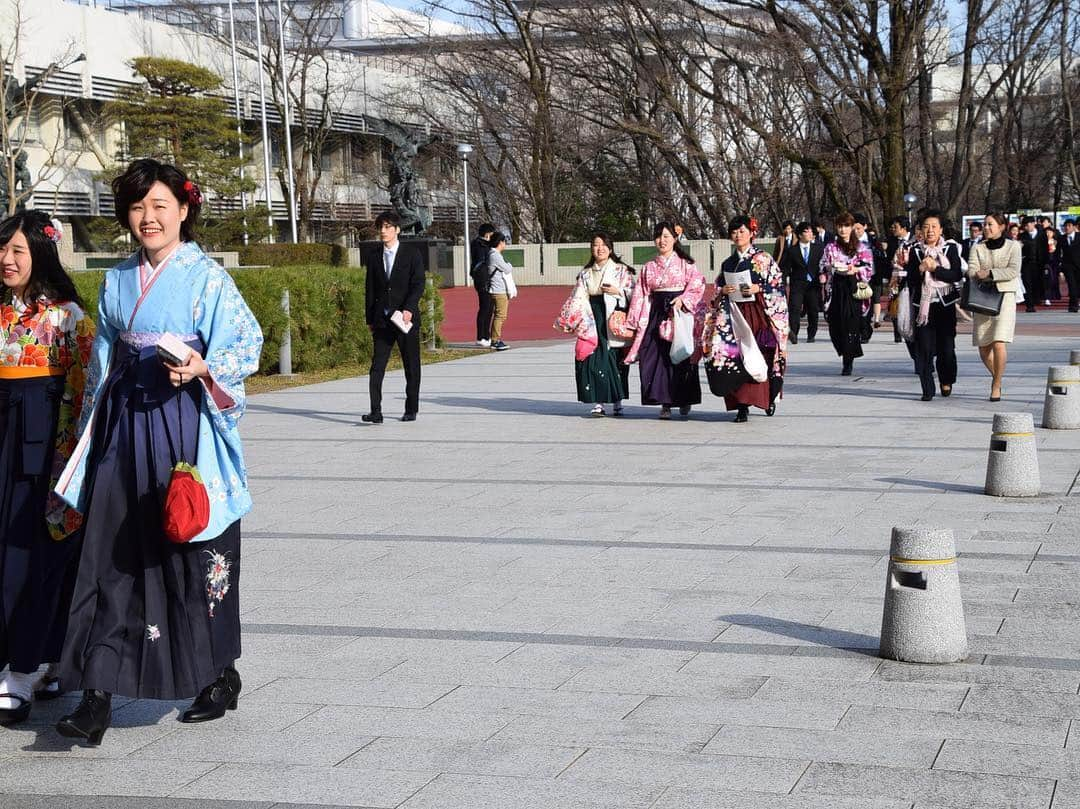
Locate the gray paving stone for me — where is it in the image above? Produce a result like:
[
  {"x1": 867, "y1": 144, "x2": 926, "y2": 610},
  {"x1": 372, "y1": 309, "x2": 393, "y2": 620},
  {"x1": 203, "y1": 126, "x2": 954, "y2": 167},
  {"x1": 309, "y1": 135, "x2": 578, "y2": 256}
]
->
[
  {"x1": 838, "y1": 704, "x2": 1068, "y2": 746},
  {"x1": 627, "y1": 694, "x2": 848, "y2": 731},
  {"x1": 490, "y1": 714, "x2": 718, "y2": 753},
  {"x1": 558, "y1": 747, "x2": 806, "y2": 792},
  {"x1": 794, "y1": 761, "x2": 1055, "y2": 808},
  {"x1": 128, "y1": 727, "x2": 377, "y2": 766},
  {"x1": 702, "y1": 725, "x2": 942, "y2": 767},
  {"x1": 0, "y1": 758, "x2": 218, "y2": 798},
  {"x1": 874, "y1": 659, "x2": 1080, "y2": 693},
  {"x1": 0, "y1": 799, "x2": 275, "y2": 809},
  {"x1": 425, "y1": 684, "x2": 647, "y2": 719},
  {"x1": 339, "y1": 737, "x2": 585, "y2": 778},
  {"x1": 285, "y1": 705, "x2": 510, "y2": 742},
  {"x1": 751, "y1": 677, "x2": 967, "y2": 711},
  {"x1": 650, "y1": 787, "x2": 913, "y2": 809},
  {"x1": 173, "y1": 763, "x2": 435, "y2": 807},
  {"x1": 961, "y1": 686, "x2": 1080, "y2": 719},
  {"x1": 243, "y1": 677, "x2": 456, "y2": 709},
  {"x1": 934, "y1": 738, "x2": 1080, "y2": 780},
  {"x1": 396, "y1": 773, "x2": 664, "y2": 809}
]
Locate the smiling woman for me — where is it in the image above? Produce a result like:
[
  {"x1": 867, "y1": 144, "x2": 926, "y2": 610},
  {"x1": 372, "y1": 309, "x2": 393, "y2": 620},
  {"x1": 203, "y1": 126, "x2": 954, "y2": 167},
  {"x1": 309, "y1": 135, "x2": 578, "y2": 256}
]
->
[{"x1": 53, "y1": 158, "x2": 263, "y2": 745}]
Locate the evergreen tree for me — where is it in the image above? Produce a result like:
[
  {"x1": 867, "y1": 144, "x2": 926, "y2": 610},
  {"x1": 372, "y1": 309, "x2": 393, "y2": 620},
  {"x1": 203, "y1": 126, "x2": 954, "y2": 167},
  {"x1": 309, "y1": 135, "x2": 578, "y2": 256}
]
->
[{"x1": 106, "y1": 57, "x2": 268, "y2": 247}]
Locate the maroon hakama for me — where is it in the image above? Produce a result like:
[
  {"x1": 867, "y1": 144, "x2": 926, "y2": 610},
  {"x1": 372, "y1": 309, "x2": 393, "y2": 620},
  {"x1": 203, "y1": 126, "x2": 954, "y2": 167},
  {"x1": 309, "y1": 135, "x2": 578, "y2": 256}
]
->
[{"x1": 723, "y1": 295, "x2": 778, "y2": 411}]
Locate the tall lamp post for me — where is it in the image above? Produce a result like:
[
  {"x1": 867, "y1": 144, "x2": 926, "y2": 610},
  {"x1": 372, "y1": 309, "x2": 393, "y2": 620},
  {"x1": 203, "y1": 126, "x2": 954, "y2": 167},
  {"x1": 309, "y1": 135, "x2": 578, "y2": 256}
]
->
[
  {"x1": 903, "y1": 192, "x2": 918, "y2": 227},
  {"x1": 226, "y1": 0, "x2": 248, "y2": 245},
  {"x1": 253, "y1": 0, "x2": 275, "y2": 241},
  {"x1": 275, "y1": 0, "x2": 299, "y2": 243},
  {"x1": 457, "y1": 142, "x2": 473, "y2": 286}
]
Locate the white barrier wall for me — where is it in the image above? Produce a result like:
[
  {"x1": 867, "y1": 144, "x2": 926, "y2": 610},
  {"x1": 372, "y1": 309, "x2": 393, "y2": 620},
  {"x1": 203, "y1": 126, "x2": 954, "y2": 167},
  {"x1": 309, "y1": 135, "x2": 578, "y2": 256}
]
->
[{"x1": 451, "y1": 239, "x2": 740, "y2": 286}]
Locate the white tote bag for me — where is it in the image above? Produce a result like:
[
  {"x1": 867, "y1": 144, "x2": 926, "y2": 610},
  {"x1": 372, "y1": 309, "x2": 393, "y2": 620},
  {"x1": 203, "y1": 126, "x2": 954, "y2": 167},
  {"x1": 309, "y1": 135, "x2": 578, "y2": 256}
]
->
[
  {"x1": 504, "y1": 270, "x2": 518, "y2": 299},
  {"x1": 669, "y1": 308, "x2": 695, "y2": 364},
  {"x1": 728, "y1": 303, "x2": 768, "y2": 382},
  {"x1": 895, "y1": 286, "x2": 913, "y2": 340}
]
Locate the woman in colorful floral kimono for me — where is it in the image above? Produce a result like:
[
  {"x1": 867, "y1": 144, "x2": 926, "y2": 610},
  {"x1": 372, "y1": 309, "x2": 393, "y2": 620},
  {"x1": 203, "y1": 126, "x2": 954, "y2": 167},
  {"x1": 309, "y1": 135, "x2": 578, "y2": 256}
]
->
[
  {"x1": 823, "y1": 212, "x2": 874, "y2": 376},
  {"x1": 53, "y1": 159, "x2": 263, "y2": 744},
  {"x1": 0, "y1": 212, "x2": 93, "y2": 724},
  {"x1": 710, "y1": 215, "x2": 788, "y2": 423},
  {"x1": 624, "y1": 222, "x2": 705, "y2": 419},
  {"x1": 572, "y1": 232, "x2": 635, "y2": 416}
]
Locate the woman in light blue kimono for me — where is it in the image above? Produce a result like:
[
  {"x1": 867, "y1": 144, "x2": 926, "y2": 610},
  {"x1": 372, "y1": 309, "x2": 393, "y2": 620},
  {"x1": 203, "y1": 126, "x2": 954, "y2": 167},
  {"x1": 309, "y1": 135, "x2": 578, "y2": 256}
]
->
[{"x1": 53, "y1": 159, "x2": 262, "y2": 744}]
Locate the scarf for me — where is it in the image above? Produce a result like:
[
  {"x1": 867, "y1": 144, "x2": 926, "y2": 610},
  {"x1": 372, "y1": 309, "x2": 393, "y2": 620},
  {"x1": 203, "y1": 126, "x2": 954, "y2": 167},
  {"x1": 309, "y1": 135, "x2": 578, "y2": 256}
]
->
[
  {"x1": 984, "y1": 235, "x2": 1006, "y2": 250},
  {"x1": 917, "y1": 240, "x2": 952, "y2": 326}
]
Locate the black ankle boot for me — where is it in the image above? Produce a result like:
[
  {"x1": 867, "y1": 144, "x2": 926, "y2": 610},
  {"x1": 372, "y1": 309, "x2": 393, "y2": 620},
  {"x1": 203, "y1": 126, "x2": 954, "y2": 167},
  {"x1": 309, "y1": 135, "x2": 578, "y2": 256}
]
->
[
  {"x1": 841, "y1": 359, "x2": 853, "y2": 376},
  {"x1": 181, "y1": 666, "x2": 241, "y2": 723},
  {"x1": 56, "y1": 689, "x2": 111, "y2": 745},
  {"x1": 734, "y1": 406, "x2": 749, "y2": 423}
]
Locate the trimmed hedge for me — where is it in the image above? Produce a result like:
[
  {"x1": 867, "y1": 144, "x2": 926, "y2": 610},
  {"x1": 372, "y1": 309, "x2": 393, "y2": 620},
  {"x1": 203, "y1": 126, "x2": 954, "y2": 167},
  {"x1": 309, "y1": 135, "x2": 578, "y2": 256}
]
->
[
  {"x1": 70, "y1": 264, "x2": 444, "y2": 375},
  {"x1": 237, "y1": 243, "x2": 348, "y2": 267}
]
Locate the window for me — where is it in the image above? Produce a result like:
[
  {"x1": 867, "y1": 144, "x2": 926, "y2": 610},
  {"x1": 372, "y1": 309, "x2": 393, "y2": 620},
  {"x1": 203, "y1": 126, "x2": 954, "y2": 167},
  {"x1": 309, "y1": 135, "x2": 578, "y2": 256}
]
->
[{"x1": 13, "y1": 106, "x2": 42, "y2": 145}]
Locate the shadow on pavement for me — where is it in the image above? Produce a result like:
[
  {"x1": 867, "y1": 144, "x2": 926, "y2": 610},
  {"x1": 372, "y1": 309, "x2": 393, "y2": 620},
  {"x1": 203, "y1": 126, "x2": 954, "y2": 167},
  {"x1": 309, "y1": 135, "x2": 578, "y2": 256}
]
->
[
  {"x1": 719, "y1": 613, "x2": 880, "y2": 654},
  {"x1": 876, "y1": 476, "x2": 985, "y2": 494}
]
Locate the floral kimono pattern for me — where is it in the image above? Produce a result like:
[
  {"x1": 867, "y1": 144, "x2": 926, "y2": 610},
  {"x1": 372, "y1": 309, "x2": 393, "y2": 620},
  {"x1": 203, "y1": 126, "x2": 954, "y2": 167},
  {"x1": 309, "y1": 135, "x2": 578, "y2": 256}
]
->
[
  {"x1": 624, "y1": 255, "x2": 705, "y2": 362},
  {"x1": 56, "y1": 242, "x2": 263, "y2": 543},
  {"x1": 554, "y1": 262, "x2": 635, "y2": 360},
  {"x1": 1, "y1": 297, "x2": 94, "y2": 538},
  {"x1": 822, "y1": 241, "x2": 874, "y2": 315},
  {"x1": 701, "y1": 246, "x2": 789, "y2": 378}
]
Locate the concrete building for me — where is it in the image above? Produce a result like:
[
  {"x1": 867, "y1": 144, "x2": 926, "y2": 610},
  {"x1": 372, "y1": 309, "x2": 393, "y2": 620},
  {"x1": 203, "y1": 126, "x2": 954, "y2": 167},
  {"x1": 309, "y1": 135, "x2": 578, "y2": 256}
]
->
[{"x1": 0, "y1": 0, "x2": 471, "y2": 247}]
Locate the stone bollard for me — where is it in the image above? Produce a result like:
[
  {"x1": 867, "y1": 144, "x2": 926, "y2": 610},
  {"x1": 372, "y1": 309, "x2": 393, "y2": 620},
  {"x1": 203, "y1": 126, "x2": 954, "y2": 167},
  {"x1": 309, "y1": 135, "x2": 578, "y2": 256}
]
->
[
  {"x1": 1042, "y1": 366, "x2": 1080, "y2": 429},
  {"x1": 1071, "y1": 350, "x2": 1080, "y2": 366},
  {"x1": 879, "y1": 527, "x2": 966, "y2": 664},
  {"x1": 984, "y1": 412, "x2": 1040, "y2": 496}
]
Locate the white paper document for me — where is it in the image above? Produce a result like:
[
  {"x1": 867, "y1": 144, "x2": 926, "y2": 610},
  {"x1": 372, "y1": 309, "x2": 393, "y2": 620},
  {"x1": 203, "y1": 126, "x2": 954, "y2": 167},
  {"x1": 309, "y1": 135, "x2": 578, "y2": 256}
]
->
[
  {"x1": 390, "y1": 310, "x2": 413, "y2": 334},
  {"x1": 723, "y1": 269, "x2": 754, "y2": 302}
]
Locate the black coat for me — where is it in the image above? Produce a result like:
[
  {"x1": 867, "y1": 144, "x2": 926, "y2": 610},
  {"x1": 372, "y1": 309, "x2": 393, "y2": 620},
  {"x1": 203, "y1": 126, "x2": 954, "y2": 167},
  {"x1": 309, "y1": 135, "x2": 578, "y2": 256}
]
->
[
  {"x1": 1021, "y1": 229, "x2": 1048, "y2": 272},
  {"x1": 365, "y1": 243, "x2": 426, "y2": 327},
  {"x1": 779, "y1": 241, "x2": 823, "y2": 289},
  {"x1": 1060, "y1": 231, "x2": 1080, "y2": 271}
]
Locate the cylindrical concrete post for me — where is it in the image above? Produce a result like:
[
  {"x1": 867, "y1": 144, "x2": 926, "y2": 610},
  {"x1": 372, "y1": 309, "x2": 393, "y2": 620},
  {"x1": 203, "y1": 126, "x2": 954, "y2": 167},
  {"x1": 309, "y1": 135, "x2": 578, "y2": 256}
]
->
[
  {"x1": 279, "y1": 288, "x2": 294, "y2": 376},
  {"x1": 985, "y1": 412, "x2": 1039, "y2": 496},
  {"x1": 880, "y1": 527, "x2": 966, "y2": 663},
  {"x1": 1042, "y1": 365, "x2": 1080, "y2": 429},
  {"x1": 1070, "y1": 349, "x2": 1080, "y2": 367}
]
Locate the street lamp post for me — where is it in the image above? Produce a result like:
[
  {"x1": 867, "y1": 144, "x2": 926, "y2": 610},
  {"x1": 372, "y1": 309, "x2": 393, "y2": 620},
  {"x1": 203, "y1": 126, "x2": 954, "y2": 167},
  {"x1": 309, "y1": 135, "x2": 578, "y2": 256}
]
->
[
  {"x1": 252, "y1": 0, "x2": 275, "y2": 241},
  {"x1": 457, "y1": 143, "x2": 473, "y2": 286},
  {"x1": 226, "y1": 0, "x2": 248, "y2": 245},
  {"x1": 903, "y1": 192, "x2": 918, "y2": 227},
  {"x1": 275, "y1": 0, "x2": 299, "y2": 243}
]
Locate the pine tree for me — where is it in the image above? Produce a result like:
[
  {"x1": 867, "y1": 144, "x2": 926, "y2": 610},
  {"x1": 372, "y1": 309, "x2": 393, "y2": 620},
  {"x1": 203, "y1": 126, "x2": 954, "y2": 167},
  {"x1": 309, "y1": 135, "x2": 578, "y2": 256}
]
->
[{"x1": 106, "y1": 57, "x2": 268, "y2": 247}]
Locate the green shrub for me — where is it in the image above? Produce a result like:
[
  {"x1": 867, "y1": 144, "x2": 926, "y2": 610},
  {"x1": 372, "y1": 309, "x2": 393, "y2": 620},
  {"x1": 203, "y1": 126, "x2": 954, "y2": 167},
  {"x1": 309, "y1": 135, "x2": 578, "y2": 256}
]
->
[
  {"x1": 236, "y1": 243, "x2": 347, "y2": 267},
  {"x1": 68, "y1": 263, "x2": 444, "y2": 375}
]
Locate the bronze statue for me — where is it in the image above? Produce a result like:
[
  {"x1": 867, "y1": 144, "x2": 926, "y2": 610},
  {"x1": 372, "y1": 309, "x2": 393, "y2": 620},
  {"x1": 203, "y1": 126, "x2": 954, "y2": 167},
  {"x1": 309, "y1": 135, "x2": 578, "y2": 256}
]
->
[{"x1": 364, "y1": 116, "x2": 437, "y2": 235}]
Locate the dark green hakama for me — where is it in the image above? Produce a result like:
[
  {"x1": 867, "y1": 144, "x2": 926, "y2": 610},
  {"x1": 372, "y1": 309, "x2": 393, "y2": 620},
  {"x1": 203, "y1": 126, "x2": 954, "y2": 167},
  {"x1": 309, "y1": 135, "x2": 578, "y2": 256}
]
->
[{"x1": 575, "y1": 295, "x2": 627, "y2": 403}]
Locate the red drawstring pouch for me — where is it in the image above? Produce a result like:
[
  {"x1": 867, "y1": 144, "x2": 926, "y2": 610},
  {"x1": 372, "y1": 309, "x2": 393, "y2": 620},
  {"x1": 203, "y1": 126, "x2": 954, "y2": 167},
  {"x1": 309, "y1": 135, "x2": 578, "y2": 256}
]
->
[{"x1": 163, "y1": 461, "x2": 210, "y2": 543}]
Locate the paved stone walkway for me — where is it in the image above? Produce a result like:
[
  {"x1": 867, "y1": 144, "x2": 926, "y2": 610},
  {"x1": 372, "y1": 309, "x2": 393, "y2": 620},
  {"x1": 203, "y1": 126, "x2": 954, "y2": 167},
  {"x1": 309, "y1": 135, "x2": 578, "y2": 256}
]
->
[{"x1": 3, "y1": 323, "x2": 1080, "y2": 809}]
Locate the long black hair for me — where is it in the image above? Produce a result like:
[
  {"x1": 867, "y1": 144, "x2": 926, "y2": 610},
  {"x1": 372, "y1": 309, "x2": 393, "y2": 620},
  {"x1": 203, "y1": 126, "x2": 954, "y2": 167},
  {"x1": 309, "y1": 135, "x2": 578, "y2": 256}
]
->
[
  {"x1": 583, "y1": 230, "x2": 627, "y2": 269},
  {"x1": 653, "y1": 221, "x2": 694, "y2": 263},
  {"x1": 112, "y1": 158, "x2": 201, "y2": 242},
  {"x1": 0, "y1": 210, "x2": 83, "y2": 307}
]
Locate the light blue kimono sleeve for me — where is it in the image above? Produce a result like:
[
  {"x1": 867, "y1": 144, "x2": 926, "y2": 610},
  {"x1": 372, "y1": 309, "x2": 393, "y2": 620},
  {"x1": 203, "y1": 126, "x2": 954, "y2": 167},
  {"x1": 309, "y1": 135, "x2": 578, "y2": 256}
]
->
[
  {"x1": 196, "y1": 266, "x2": 263, "y2": 434},
  {"x1": 76, "y1": 277, "x2": 119, "y2": 436}
]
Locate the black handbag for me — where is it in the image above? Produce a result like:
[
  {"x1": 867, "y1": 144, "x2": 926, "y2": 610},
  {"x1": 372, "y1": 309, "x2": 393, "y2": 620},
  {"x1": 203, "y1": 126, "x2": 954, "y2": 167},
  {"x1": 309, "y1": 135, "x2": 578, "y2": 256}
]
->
[
  {"x1": 961, "y1": 278, "x2": 1004, "y2": 316},
  {"x1": 706, "y1": 359, "x2": 750, "y2": 396}
]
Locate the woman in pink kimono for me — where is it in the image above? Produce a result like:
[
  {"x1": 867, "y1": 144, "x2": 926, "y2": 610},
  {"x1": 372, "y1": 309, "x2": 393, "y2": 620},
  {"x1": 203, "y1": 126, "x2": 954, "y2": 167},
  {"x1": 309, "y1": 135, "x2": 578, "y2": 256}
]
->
[{"x1": 624, "y1": 222, "x2": 705, "y2": 419}]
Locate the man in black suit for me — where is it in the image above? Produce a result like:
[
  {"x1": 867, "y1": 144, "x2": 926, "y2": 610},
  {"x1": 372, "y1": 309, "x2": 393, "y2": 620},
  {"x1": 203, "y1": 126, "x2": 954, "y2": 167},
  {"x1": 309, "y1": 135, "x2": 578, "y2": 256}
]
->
[
  {"x1": 1020, "y1": 216, "x2": 1047, "y2": 312},
  {"x1": 1061, "y1": 218, "x2": 1080, "y2": 312},
  {"x1": 779, "y1": 221, "x2": 822, "y2": 344},
  {"x1": 961, "y1": 221, "x2": 982, "y2": 263},
  {"x1": 363, "y1": 211, "x2": 425, "y2": 423}
]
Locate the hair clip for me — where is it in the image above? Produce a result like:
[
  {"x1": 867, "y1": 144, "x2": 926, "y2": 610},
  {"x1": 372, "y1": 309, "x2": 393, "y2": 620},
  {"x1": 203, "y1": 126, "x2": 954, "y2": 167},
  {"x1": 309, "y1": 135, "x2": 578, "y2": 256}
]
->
[
  {"x1": 673, "y1": 224, "x2": 684, "y2": 237},
  {"x1": 183, "y1": 180, "x2": 203, "y2": 205},
  {"x1": 748, "y1": 217, "x2": 759, "y2": 233},
  {"x1": 43, "y1": 219, "x2": 62, "y2": 244}
]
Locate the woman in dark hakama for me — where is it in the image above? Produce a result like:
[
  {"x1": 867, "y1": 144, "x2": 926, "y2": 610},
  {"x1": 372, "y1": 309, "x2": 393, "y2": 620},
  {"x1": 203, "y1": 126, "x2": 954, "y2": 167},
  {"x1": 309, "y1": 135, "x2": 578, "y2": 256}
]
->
[
  {"x1": 713, "y1": 216, "x2": 789, "y2": 422},
  {"x1": 623, "y1": 222, "x2": 705, "y2": 419},
  {"x1": 823, "y1": 212, "x2": 875, "y2": 376},
  {"x1": 0, "y1": 212, "x2": 92, "y2": 723},
  {"x1": 572, "y1": 233, "x2": 635, "y2": 416},
  {"x1": 53, "y1": 160, "x2": 262, "y2": 744}
]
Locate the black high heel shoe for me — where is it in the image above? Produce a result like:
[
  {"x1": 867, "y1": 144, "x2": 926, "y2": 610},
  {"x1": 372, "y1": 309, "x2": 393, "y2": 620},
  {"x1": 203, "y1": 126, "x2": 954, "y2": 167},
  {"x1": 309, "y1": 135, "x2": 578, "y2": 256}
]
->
[
  {"x1": 181, "y1": 666, "x2": 241, "y2": 723},
  {"x1": 56, "y1": 689, "x2": 111, "y2": 745},
  {"x1": 734, "y1": 406, "x2": 749, "y2": 423}
]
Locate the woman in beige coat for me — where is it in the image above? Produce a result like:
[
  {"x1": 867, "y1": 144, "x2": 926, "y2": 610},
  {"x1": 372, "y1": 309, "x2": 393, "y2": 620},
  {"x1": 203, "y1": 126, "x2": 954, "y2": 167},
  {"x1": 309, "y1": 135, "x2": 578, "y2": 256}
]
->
[{"x1": 967, "y1": 213, "x2": 1021, "y2": 401}]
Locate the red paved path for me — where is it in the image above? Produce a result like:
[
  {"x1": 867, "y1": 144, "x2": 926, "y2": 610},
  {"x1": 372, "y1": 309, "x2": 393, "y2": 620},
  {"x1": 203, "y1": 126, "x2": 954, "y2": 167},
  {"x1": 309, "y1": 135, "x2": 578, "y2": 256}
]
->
[{"x1": 439, "y1": 285, "x2": 1079, "y2": 344}]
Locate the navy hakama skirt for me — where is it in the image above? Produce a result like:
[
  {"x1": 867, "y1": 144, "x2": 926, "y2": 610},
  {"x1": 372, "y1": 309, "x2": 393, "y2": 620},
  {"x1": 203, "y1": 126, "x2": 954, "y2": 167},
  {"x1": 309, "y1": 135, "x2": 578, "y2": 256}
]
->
[
  {"x1": 0, "y1": 374, "x2": 80, "y2": 674},
  {"x1": 58, "y1": 340, "x2": 241, "y2": 700}
]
